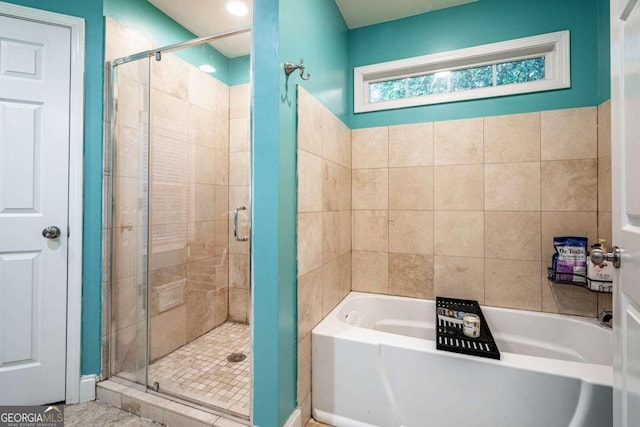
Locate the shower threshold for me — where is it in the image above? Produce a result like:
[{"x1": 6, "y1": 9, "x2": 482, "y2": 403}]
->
[{"x1": 97, "y1": 378, "x2": 249, "y2": 426}]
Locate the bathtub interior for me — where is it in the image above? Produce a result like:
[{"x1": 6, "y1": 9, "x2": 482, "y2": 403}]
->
[{"x1": 338, "y1": 292, "x2": 612, "y2": 365}]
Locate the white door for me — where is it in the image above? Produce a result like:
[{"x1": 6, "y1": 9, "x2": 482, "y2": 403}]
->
[
  {"x1": 612, "y1": 0, "x2": 640, "y2": 426},
  {"x1": 0, "y1": 14, "x2": 71, "y2": 405}
]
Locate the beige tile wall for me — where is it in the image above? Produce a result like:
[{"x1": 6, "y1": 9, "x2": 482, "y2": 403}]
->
[
  {"x1": 543, "y1": 101, "x2": 612, "y2": 316},
  {"x1": 228, "y1": 84, "x2": 251, "y2": 324},
  {"x1": 352, "y1": 105, "x2": 612, "y2": 318},
  {"x1": 296, "y1": 86, "x2": 351, "y2": 424},
  {"x1": 352, "y1": 122, "x2": 435, "y2": 301}
]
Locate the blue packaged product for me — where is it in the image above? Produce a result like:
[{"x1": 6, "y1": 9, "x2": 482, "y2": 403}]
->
[{"x1": 553, "y1": 236, "x2": 588, "y2": 284}]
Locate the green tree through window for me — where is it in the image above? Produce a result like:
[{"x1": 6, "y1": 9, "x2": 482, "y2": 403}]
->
[
  {"x1": 496, "y1": 58, "x2": 545, "y2": 85},
  {"x1": 370, "y1": 57, "x2": 545, "y2": 103}
]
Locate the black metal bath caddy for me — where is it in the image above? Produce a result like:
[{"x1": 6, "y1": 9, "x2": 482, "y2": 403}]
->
[{"x1": 436, "y1": 297, "x2": 501, "y2": 360}]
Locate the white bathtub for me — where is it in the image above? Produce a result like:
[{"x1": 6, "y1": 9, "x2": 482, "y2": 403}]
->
[{"x1": 312, "y1": 292, "x2": 613, "y2": 427}]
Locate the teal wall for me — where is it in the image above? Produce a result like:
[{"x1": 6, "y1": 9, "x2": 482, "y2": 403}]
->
[
  {"x1": 104, "y1": 0, "x2": 250, "y2": 86},
  {"x1": 252, "y1": 0, "x2": 348, "y2": 425},
  {"x1": 1, "y1": 0, "x2": 105, "y2": 375},
  {"x1": 229, "y1": 55, "x2": 251, "y2": 86},
  {"x1": 280, "y1": 0, "x2": 350, "y2": 123},
  {"x1": 252, "y1": 1, "x2": 293, "y2": 425},
  {"x1": 349, "y1": 0, "x2": 609, "y2": 129},
  {"x1": 598, "y1": 0, "x2": 611, "y2": 103}
]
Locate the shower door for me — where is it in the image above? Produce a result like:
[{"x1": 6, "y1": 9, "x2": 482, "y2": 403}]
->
[
  {"x1": 144, "y1": 46, "x2": 252, "y2": 415},
  {"x1": 108, "y1": 32, "x2": 252, "y2": 417},
  {"x1": 109, "y1": 55, "x2": 151, "y2": 388}
]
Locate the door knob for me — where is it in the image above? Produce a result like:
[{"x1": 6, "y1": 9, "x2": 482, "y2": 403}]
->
[
  {"x1": 589, "y1": 246, "x2": 621, "y2": 269},
  {"x1": 42, "y1": 226, "x2": 61, "y2": 239}
]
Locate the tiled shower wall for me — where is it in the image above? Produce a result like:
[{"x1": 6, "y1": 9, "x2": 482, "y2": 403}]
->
[
  {"x1": 296, "y1": 87, "x2": 352, "y2": 423},
  {"x1": 351, "y1": 102, "x2": 613, "y2": 317},
  {"x1": 228, "y1": 84, "x2": 251, "y2": 324},
  {"x1": 104, "y1": 19, "x2": 250, "y2": 375}
]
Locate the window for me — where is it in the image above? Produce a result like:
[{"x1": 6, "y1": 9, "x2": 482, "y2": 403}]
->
[{"x1": 354, "y1": 31, "x2": 570, "y2": 113}]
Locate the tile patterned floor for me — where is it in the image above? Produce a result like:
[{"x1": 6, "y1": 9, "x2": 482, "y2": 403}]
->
[
  {"x1": 65, "y1": 400, "x2": 162, "y2": 427},
  {"x1": 148, "y1": 322, "x2": 251, "y2": 416},
  {"x1": 68, "y1": 400, "x2": 328, "y2": 427}
]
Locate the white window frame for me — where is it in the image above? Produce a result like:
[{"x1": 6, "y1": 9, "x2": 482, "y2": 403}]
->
[{"x1": 354, "y1": 30, "x2": 570, "y2": 113}]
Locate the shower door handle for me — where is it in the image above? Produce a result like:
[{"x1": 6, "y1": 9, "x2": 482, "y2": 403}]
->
[{"x1": 233, "y1": 206, "x2": 248, "y2": 242}]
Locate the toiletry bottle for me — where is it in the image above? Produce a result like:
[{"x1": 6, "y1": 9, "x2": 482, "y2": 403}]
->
[{"x1": 588, "y1": 239, "x2": 614, "y2": 292}]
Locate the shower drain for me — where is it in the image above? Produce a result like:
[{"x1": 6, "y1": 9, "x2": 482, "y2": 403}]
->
[{"x1": 227, "y1": 352, "x2": 247, "y2": 363}]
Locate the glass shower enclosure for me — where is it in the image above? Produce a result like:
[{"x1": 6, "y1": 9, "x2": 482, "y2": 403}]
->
[{"x1": 105, "y1": 29, "x2": 252, "y2": 419}]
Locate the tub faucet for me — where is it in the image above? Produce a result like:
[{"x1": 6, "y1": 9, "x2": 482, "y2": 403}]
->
[{"x1": 599, "y1": 310, "x2": 613, "y2": 328}]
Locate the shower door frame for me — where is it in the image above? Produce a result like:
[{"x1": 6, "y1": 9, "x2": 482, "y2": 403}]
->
[
  {"x1": 104, "y1": 52, "x2": 151, "y2": 393},
  {"x1": 104, "y1": 26, "x2": 253, "y2": 418}
]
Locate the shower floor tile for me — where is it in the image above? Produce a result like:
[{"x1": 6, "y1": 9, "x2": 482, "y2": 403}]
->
[{"x1": 148, "y1": 322, "x2": 251, "y2": 416}]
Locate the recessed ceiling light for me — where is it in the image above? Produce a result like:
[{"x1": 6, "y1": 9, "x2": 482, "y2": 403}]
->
[
  {"x1": 226, "y1": 0, "x2": 249, "y2": 16},
  {"x1": 199, "y1": 64, "x2": 216, "y2": 73}
]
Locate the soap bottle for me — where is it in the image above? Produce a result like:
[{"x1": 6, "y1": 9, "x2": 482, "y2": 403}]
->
[{"x1": 587, "y1": 239, "x2": 614, "y2": 292}]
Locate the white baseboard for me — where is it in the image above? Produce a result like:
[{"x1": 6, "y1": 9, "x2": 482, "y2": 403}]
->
[
  {"x1": 283, "y1": 407, "x2": 302, "y2": 427},
  {"x1": 79, "y1": 374, "x2": 97, "y2": 403}
]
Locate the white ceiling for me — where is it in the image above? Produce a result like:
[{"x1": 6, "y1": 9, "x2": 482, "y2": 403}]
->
[
  {"x1": 335, "y1": 0, "x2": 478, "y2": 29},
  {"x1": 148, "y1": 0, "x2": 476, "y2": 58},
  {"x1": 148, "y1": 0, "x2": 253, "y2": 58}
]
